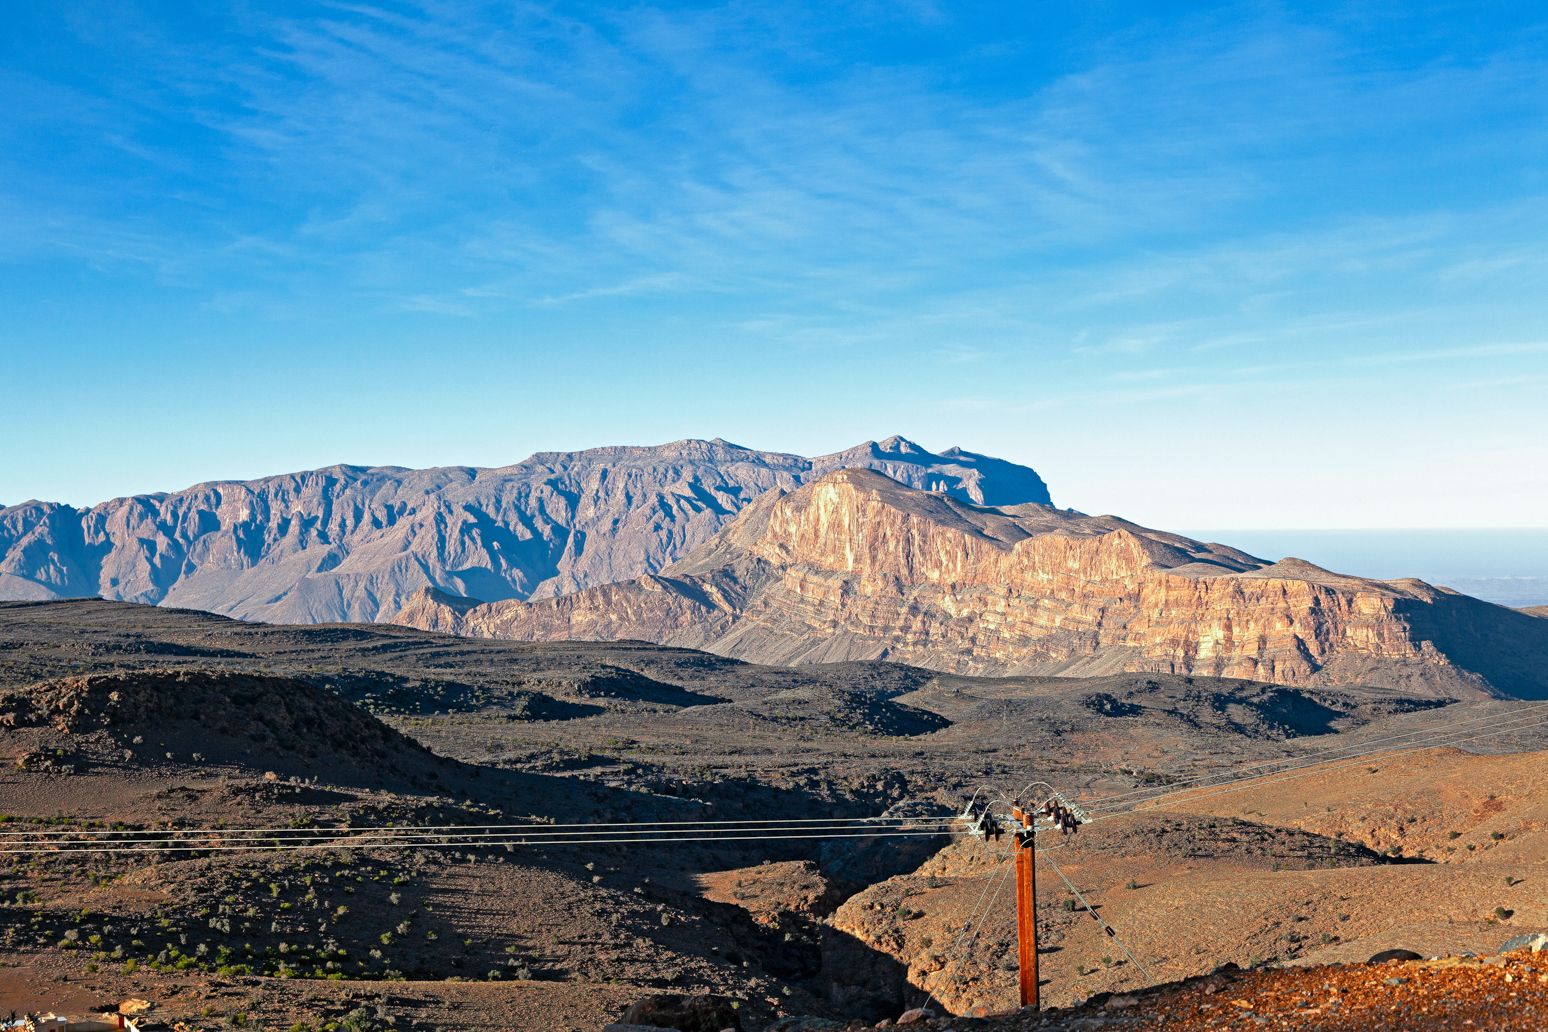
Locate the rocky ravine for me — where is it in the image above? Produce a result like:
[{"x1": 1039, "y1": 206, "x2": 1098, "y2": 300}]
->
[
  {"x1": 395, "y1": 469, "x2": 1548, "y2": 698},
  {"x1": 0, "y1": 436, "x2": 1050, "y2": 623}
]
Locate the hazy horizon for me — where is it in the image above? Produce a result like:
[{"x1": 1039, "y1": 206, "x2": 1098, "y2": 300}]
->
[{"x1": 1184, "y1": 527, "x2": 1548, "y2": 607}]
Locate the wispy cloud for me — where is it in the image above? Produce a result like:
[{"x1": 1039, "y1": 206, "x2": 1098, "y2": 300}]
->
[
  {"x1": 400, "y1": 293, "x2": 476, "y2": 317},
  {"x1": 936, "y1": 344, "x2": 989, "y2": 365},
  {"x1": 534, "y1": 273, "x2": 697, "y2": 307},
  {"x1": 7, "y1": 1, "x2": 1547, "y2": 325},
  {"x1": 931, "y1": 381, "x2": 1223, "y2": 418}
]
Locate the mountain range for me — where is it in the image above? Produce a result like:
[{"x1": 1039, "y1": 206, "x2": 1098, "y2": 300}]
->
[
  {"x1": 0, "y1": 436, "x2": 1050, "y2": 623},
  {"x1": 7, "y1": 435, "x2": 1544, "y2": 699},
  {"x1": 393, "y1": 468, "x2": 1548, "y2": 699}
]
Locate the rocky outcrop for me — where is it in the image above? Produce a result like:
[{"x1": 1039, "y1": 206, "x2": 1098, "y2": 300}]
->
[
  {"x1": 393, "y1": 469, "x2": 1548, "y2": 699},
  {"x1": 0, "y1": 436, "x2": 1050, "y2": 624},
  {"x1": 0, "y1": 669, "x2": 449, "y2": 787}
]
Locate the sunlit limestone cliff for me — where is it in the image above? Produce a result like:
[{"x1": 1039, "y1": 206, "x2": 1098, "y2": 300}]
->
[{"x1": 395, "y1": 469, "x2": 1548, "y2": 699}]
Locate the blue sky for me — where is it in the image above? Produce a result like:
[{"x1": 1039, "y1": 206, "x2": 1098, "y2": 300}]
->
[{"x1": 3, "y1": 1, "x2": 1547, "y2": 528}]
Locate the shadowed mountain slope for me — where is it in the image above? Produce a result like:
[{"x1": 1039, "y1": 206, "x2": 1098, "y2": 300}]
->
[
  {"x1": 394, "y1": 469, "x2": 1548, "y2": 698},
  {"x1": 0, "y1": 436, "x2": 1050, "y2": 624}
]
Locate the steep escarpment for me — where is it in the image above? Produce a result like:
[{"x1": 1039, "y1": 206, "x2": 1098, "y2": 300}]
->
[
  {"x1": 0, "y1": 436, "x2": 1050, "y2": 623},
  {"x1": 394, "y1": 469, "x2": 1548, "y2": 698}
]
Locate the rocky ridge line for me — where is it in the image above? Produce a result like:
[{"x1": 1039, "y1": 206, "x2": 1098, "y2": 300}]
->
[
  {"x1": 0, "y1": 436, "x2": 1051, "y2": 624},
  {"x1": 394, "y1": 469, "x2": 1548, "y2": 698}
]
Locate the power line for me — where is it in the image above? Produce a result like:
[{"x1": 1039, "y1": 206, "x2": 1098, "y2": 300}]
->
[
  {"x1": 956, "y1": 845, "x2": 1016, "y2": 950},
  {"x1": 962, "y1": 853, "x2": 1016, "y2": 955},
  {"x1": 6, "y1": 685, "x2": 1544, "y2": 1016},
  {"x1": 943, "y1": 795, "x2": 1014, "y2": 954},
  {"x1": 0, "y1": 825, "x2": 962, "y2": 850},
  {"x1": 0, "y1": 814, "x2": 951, "y2": 839},
  {"x1": 0, "y1": 827, "x2": 957, "y2": 857},
  {"x1": 921, "y1": 835, "x2": 1016, "y2": 1014},
  {"x1": 1081, "y1": 705, "x2": 1548, "y2": 819},
  {"x1": 1126, "y1": 706, "x2": 1548, "y2": 811},
  {"x1": 0, "y1": 818, "x2": 961, "y2": 848},
  {"x1": 1041, "y1": 849, "x2": 1152, "y2": 982},
  {"x1": 1083, "y1": 708, "x2": 1548, "y2": 825},
  {"x1": 1078, "y1": 700, "x2": 1548, "y2": 812},
  {"x1": 0, "y1": 817, "x2": 958, "y2": 848},
  {"x1": 1083, "y1": 701, "x2": 1548, "y2": 807},
  {"x1": 24, "y1": 703, "x2": 1536, "y2": 854}
]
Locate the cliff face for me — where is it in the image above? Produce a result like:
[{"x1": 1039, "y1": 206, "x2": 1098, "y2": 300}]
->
[
  {"x1": 395, "y1": 469, "x2": 1548, "y2": 699},
  {"x1": 0, "y1": 437, "x2": 1050, "y2": 624}
]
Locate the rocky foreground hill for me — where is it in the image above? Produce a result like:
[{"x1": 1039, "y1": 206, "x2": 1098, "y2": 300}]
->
[
  {"x1": 0, "y1": 436, "x2": 1049, "y2": 623},
  {"x1": 395, "y1": 468, "x2": 1548, "y2": 698}
]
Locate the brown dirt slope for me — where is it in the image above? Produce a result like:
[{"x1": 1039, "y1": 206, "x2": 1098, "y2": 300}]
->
[
  {"x1": 1144, "y1": 745, "x2": 1548, "y2": 864},
  {"x1": 830, "y1": 746, "x2": 1548, "y2": 1018}
]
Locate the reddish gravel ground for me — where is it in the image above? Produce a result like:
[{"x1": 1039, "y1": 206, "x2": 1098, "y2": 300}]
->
[{"x1": 994, "y1": 950, "x2": 1548, "y2": 1031}]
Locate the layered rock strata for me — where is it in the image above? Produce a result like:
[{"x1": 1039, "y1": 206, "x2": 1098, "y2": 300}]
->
[
  {"x1": 0, "y1": 436, "x2": 1049, "y2": 623},
  {"x1": 394, "y1": 470, "x2": 1548, "y2": 698}
]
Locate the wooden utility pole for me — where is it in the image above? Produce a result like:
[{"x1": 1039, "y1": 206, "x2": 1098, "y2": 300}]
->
[
  {"x1": 1010, "y1": 803, "x2": 1038, "y2": 1010},
  {"x1": 960, "y1": 792, "x2": 1083, "y2": 1011}
]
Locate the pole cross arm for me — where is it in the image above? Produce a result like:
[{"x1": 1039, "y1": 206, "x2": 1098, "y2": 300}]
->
[{"x1": 956, "y1": 788, "x2": 1091, "y2": 1012}]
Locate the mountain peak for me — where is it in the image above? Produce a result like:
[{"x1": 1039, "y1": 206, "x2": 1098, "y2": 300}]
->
[
  {"x1": 0, "y1": 437, "x2": 1053, "y2": 622},
  {"x1": 875, "y1": 434, "x2": 923, "y2": 453},
  {"x1": 812, "y1": 438, "x2": 1052, "y2": 508}
]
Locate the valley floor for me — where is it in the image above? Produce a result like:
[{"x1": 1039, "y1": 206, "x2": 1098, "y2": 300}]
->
[{"x1": 2, "y1": 600, "x2": 1546, "y2": 1030}]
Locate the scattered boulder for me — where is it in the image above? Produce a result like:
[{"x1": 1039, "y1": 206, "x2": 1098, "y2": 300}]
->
[
  {"x1": 622, "y1": 994, "x2": 742, "y2": 1032},
  {"x1": 895, "y1": 1009, "x2": 934, "y2": 1026},
  {"x1": 1368, "y1": 949, "x2": 1424, "y2": 964},
  {"x1": 1502, "y1": 932, "x2": 1548, "y2": 953}
]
